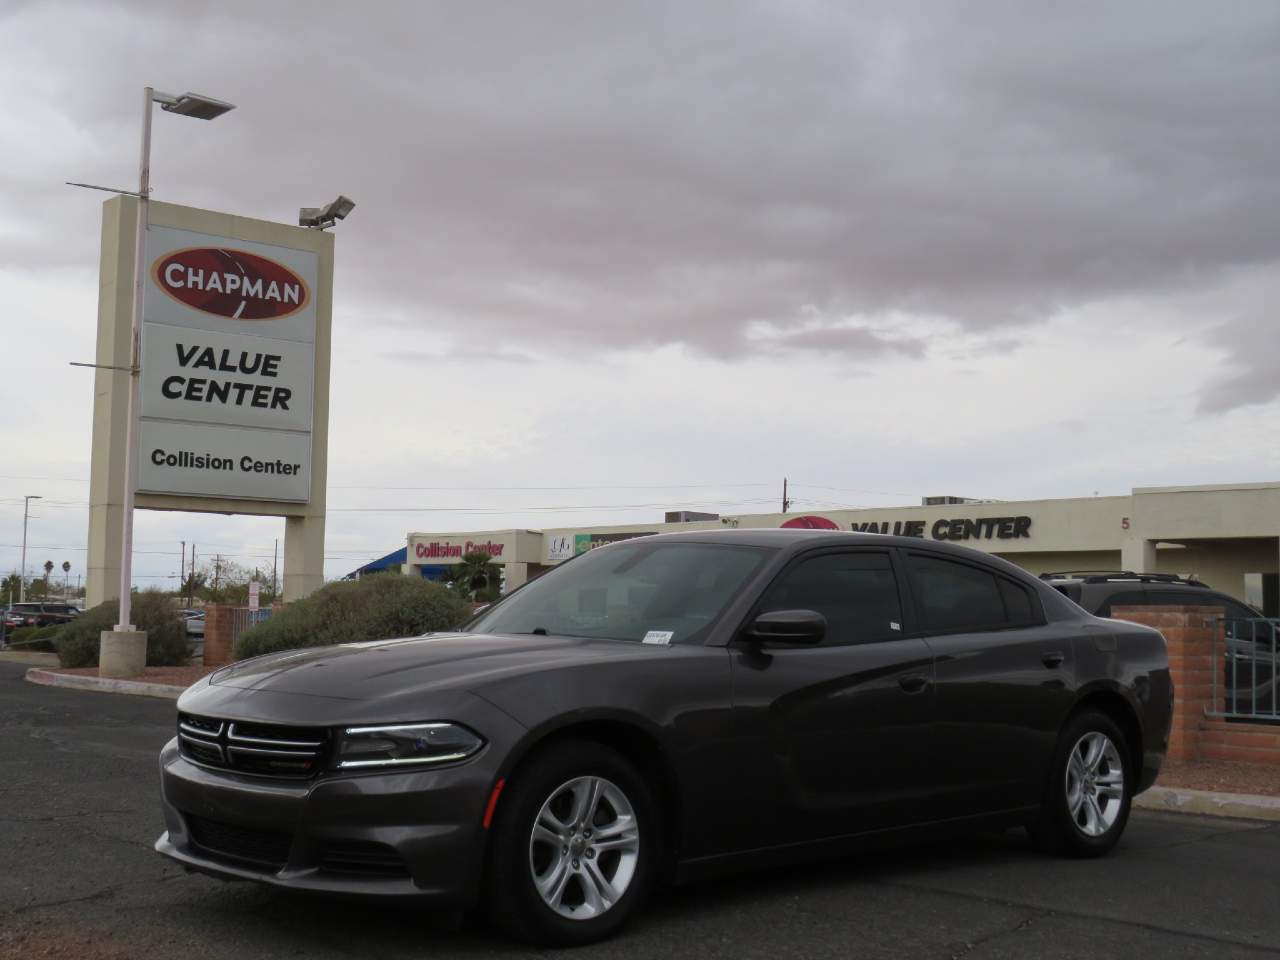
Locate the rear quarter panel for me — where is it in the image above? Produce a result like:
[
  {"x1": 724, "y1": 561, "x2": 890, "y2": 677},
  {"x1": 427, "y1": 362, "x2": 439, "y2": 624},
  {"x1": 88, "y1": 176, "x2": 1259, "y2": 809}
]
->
[{"x1": 1072, "y1": 620, "x2": 1172, "y2": 792}]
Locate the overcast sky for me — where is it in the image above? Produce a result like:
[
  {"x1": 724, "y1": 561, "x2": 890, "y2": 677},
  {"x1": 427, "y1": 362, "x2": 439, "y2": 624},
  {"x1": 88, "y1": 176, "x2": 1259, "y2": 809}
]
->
[{"x1": 3, "y1": 0, "x2": 1280, "y2": 589}]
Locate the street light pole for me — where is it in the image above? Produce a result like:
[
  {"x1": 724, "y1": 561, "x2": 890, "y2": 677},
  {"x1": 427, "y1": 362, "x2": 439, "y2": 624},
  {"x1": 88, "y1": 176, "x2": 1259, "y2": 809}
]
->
[
  {"x1": 114, "y1": 85, "x2": 154, "y2": 631},
  {"x1": 20, "y1": 495, "x2": 41, "y2": 603},
  {"x1": 113, "y1": 88, "x2": 234, "y2": 633}
]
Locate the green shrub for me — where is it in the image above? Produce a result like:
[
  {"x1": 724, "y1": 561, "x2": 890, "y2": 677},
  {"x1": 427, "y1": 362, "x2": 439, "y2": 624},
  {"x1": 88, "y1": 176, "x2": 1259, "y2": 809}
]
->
[
  {"x1": 5, "y1": 624, "x2": 61, "y2": 652},
  {"x1": 54, "y1": 591, "x2": 190, "y2": 668},
  {"x1": 234, "y1": 575, "x2": 472, "y2": 661}
]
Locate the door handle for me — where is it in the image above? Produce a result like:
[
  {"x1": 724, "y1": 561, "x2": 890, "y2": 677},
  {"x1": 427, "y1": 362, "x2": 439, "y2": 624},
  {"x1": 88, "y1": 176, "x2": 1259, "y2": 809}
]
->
[
  {"x1": 898, "y1": 673, "x2": 930, "y2": 693},
  {"x1": 1042, "y1": 651, "x2": 1065, "y2": 669}
]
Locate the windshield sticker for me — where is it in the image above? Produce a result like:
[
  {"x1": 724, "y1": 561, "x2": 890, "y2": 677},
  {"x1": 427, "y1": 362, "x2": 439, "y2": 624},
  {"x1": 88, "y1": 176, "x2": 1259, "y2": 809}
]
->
[{"x1": 642, "y1": 630, "x2": 674, "y2": 645}]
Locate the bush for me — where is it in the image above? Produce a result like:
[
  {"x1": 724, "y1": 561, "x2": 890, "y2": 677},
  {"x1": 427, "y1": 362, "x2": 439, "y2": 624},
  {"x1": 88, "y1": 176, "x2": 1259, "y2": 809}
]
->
[
  {"x1": 54, "y1": 591, "x2": 190, "y2": 668},
  {"x1": 234, "y1": 575, "x2": 472, "y2": 661},
  {"x1": 5, "y1": 624, "x2": 61, "y2": 652}
]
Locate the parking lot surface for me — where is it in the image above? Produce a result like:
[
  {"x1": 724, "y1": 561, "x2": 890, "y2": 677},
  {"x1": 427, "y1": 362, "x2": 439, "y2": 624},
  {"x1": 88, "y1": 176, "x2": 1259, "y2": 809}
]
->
[{"x1": 1, "y1": 660, "x2": 1277, "y2": 959}]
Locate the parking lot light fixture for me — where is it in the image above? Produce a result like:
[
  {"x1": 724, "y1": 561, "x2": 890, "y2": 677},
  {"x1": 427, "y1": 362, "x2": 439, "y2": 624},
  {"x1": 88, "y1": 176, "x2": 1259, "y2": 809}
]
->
[
  {"x1": 152, "y1": 91, "x2": 236, "y2": 121},
  {"x1": 299, "y1": 195, "x2": 356, "y2": 229},
  {"x1": 115, "y1": 86, "x2": 234, "y2": 633}
]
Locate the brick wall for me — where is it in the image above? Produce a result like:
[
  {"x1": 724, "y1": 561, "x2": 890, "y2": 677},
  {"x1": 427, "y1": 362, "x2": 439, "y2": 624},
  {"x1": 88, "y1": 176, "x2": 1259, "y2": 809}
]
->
[
  {"x1": 203, "y1": 604, "x2": 234, "y2": 667},
  {"x1": 1199, "y1": 718, "x2": 1280, "y2": 765},
  {"x1": 1111, "y1": 604, "x2": 1280, "y2": 766}
]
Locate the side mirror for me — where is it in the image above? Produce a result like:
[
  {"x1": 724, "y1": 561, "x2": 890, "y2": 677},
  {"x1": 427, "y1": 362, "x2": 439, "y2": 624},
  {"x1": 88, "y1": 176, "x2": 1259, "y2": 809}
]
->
[{"x1": 744, "y1": 609, "x2": 826, "y2": 645}]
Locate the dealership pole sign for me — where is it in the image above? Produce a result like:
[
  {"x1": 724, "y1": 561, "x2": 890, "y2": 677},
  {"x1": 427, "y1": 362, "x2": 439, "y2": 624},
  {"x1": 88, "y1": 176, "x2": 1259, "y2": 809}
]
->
[
  {"x1": 85, "y1": 198, "x2": 333, "y2": 610},
  {"x1": 137, "y1": 227, "x2": 318, "y2": 502}
]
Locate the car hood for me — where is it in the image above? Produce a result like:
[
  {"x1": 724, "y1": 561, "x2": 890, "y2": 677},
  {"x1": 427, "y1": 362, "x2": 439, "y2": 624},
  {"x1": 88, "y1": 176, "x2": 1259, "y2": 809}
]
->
[{"x1": 205, "y1": 631, "x2": 656, "y2": 701}]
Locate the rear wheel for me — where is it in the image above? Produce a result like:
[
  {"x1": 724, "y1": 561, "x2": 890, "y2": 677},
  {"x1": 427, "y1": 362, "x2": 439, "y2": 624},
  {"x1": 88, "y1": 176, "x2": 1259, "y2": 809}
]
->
[
  {"x1": 1029, "y1": 710, "x2": 1131, "y2": 857},
  {"x1": 488, "y1": 740, "x2": 658, "y2": 946}
]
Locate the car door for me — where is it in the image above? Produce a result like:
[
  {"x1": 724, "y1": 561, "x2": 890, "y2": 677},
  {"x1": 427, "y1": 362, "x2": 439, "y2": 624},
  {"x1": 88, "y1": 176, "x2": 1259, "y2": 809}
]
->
[
  {"x1": 1216, "y1": 596, "x2": 1277, "y2": 715},
  {"x1": 905, "y1": 551, "x2": 1076, "y2": 819},
  {"x1": 728, "y1": 548, "x2": 937, "y2": 845}
]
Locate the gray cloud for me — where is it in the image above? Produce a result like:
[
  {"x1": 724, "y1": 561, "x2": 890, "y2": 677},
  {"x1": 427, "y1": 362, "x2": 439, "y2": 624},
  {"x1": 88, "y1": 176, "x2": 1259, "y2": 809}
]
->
[{"x1": 3, "y1": 1, "x2": 1279, "y2": 402}]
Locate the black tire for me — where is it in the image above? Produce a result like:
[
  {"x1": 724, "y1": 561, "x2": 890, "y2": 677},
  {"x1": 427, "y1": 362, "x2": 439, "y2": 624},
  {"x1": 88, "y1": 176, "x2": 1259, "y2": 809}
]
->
[
  {"x1": 1029, "y1": 709, "x2": 1132, "y2": 858},
  {"x1": 487, "y1": 740, "x2": 660, "y2": 946}
]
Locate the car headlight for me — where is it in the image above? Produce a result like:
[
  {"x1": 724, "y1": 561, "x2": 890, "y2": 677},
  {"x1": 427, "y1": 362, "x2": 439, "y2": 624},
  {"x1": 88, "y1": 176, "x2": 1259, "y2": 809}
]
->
[{"x1": 336, "y1": 722, "x2": 485, "y2": 769}]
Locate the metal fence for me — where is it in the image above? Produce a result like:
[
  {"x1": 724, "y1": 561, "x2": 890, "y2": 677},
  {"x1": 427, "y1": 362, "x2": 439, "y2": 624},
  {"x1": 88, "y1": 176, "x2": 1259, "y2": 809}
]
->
[
  {"x1": 1211, "y1": 617, "x2": 1279, "y2": 721},
  {"x1": 227, "y1": 606, "x2": 275, "y2": 649}
]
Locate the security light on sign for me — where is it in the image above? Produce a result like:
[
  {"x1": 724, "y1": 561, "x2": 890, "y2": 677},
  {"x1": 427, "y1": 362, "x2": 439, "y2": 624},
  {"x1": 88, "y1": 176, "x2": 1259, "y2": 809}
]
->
[{"x1": 299, "y1": 196, "x2": 356, "y2": 230}]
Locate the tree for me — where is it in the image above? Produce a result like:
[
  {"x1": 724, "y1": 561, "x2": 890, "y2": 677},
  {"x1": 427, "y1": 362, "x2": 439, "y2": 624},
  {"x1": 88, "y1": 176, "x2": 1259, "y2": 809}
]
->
[
  {"x1": 2, "y1": 573, "x2": 20, "y2": 606},
  {"x1": 446, "y1": 552, "x2": 502, "y2": 602},
  {"x1": 198, "y1": 557, "x2": 250, "y2": 603}
]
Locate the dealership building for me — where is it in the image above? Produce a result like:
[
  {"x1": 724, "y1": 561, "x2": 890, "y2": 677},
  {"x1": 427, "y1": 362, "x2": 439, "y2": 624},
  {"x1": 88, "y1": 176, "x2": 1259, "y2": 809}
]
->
[{"x1": 387, "y1": 481, "x2": 1280, "y2": 615}]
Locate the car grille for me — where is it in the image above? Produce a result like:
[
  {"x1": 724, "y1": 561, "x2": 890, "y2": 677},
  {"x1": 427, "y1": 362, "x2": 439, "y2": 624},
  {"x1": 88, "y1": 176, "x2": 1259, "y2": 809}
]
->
[
  {"x1": 185, "y1": 814, "x2": 293, "y2": 869},
  {"x1": 178, "y1": 713, "x2": 329, "y2": 779},
  {"x1": 319, "y1": 840, "x2": 411, "y2": 878}
]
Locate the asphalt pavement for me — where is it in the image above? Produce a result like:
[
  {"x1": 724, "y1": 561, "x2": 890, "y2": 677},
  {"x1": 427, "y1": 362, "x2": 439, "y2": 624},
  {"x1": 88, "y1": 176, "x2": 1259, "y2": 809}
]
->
[{"x1": 2, "y1": 660, "x2": 1277, "y2": 959}]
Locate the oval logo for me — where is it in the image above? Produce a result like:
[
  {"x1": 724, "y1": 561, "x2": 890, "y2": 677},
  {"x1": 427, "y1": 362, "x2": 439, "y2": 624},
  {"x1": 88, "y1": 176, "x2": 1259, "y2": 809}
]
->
[
  {"x1": 780, "y1": 515, "x2": 840, "y2": 530},
  {"x1": 152, "y1": 248, "x2": 310, "y2": 320}
]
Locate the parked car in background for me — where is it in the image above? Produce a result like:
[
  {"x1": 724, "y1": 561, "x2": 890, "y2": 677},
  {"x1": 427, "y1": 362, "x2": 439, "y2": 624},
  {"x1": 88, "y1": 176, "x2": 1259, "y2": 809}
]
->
[
  {"x1": 179, "y1": 610, "x2": 206, "y2": 638},
  {"x1": 6, "y1": 601, "x2": 80, "y2": 628},
  {"x1": 157, "y1": 531, "x2": 1172, "y2": 945},
  {"x1": 1040, "y1": 571, "x2": 1276, "y2": 714}
]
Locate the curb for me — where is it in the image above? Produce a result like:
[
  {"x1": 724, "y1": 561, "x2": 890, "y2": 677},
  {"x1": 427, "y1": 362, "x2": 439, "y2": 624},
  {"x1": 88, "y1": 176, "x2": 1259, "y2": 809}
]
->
[
  {"x1": 1135, "y1": 785, "x2": 1280, "y2": 823},
  {"x1": 24, "y1": 667, "x2": 185, "y2": 701}
]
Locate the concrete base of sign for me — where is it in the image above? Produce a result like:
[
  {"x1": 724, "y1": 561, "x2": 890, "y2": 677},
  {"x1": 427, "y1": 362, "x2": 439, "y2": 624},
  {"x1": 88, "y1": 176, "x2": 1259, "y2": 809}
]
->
[{"x1": 99, "y1": 630, "x2": 147, "y2": 679}]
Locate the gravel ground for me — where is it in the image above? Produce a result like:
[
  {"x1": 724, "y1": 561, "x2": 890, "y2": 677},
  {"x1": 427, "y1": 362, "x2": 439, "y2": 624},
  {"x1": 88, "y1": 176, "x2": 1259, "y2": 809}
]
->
[
  {"x1": 49, "y1": 665, "x2": 216, "y2": 689},
  {"x1": 1159, "y1": 758, "x2": 1280, "y2": 797}
]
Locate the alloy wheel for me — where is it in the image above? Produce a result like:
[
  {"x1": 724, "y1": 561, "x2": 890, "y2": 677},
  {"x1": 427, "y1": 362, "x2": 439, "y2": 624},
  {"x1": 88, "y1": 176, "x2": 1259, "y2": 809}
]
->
[
  {"x1": 528, "y1": 775, "x2": 640, "y2": 920},
  {"x1": 1064, "y1": 731, "x2": 1124, "y2": 837}
]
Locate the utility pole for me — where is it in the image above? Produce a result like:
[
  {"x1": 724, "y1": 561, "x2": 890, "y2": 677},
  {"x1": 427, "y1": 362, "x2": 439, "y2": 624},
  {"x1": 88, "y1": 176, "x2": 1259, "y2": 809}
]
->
[
  {"x1": 213, "y1": 555, "x2": 222, "y2": 595},
  {"x1": 180, "y1": 541, "x2": 185, "y2": 603},
  {"x1": 272, "y1": 538, "x2": 279, "y2": 601},
  {"x1": 782, "y1": 478, "x2": 791, "y2": 514},
  {"x1": 189, "y1": 544, "x2": 196, "y2": 607},
  {"x1": 19, "y1": 495, "x2": 41, "y2": 603}
]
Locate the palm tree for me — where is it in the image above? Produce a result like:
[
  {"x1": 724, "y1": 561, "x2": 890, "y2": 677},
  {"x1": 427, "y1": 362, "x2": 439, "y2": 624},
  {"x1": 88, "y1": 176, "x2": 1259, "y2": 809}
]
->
[{"x1": 448, "y1": 552, "x2": 501, "y2": 601}]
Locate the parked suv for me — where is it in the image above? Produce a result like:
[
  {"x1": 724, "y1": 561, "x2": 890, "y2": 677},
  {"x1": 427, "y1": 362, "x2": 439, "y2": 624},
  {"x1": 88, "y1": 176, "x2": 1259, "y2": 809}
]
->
[{"x1": 1040, "y1": 571, "x2": 1275, "y2": 714}]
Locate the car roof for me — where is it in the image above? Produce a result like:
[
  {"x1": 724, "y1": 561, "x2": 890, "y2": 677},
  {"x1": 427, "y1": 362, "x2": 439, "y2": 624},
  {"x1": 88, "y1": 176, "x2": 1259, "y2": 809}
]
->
[{"x1": 629, "y1": 528, "x2": 1024, "y2": 563}]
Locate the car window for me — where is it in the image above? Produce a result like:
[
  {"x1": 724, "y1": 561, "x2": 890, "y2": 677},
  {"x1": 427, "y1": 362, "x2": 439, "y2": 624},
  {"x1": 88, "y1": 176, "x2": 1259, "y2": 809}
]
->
[
  {"x1": 756, "y1": 551, "x2": 903, "y2": 646},
  {"x1": 466, "y1": 540, "x2": 772, "y2": 644},
  {"x1": 906, "y1": 554, "x2": 1007, "y2": 633},
  {"x1": 1146, "y1": 587, "x2": 1216, "y2": 607},
  {"x1": 998, "y1": 578, "x2": 1036, "y2": 625},
  {"x1": 1216, "y1": 597, "x2": 1274, "y2": 645},
  {"x1": 1097, "y1": 589, "x2": 1148, "y2": 618}
]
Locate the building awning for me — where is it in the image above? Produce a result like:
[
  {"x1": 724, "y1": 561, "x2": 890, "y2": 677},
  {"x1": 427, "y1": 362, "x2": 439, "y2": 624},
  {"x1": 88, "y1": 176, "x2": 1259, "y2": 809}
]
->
[{"x1": 342, "y1": 547, "x2": 407, "y2": 580}]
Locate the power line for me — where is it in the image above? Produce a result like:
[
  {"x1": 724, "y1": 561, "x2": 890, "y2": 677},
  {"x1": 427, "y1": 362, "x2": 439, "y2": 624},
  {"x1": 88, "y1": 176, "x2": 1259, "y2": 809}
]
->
[{"x1": 328, "y1": 498, "x2": 780, "y2": 514}]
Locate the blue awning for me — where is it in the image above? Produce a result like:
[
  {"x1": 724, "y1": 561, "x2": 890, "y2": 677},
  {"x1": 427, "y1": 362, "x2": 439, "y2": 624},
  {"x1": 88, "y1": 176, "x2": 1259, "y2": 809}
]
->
[{"x1": 342, "y1": 547, "x2": 407, "y2": 580}]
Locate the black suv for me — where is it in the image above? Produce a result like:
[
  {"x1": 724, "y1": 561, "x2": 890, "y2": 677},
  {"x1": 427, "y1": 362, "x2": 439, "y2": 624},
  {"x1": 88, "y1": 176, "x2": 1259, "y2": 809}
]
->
[{"x1": 1041, "y1": 572, "x2": 1275, "y2": 715}]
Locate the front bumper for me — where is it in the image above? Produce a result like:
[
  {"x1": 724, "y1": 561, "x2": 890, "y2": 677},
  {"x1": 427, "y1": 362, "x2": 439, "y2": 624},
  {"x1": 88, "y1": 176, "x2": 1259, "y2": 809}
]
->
[{"x1": 155, "y1": 736, "x2": 501, "y2": 905}]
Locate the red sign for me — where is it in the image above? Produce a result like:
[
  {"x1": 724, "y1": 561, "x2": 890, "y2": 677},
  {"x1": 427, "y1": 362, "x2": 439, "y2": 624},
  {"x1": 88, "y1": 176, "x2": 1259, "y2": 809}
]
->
[
  {"x1": 415, "y1": 540, "x2": 506, "y2": 560},
  {"x1": 780, "y1": 515, "x2": 840, "y2": 530},
  {"x1": 152, "y1": 248, "x2": 310, "y2": 320}
]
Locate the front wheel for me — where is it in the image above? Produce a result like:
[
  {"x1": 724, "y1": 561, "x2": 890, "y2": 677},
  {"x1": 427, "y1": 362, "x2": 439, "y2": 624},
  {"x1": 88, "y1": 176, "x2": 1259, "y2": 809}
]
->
[
  {"x1": 488, "y1": 740, "x2": 659, "y2": 946},
  {"x1": 1029, "y1": 710, "x2": 1132, "y2": 857}
]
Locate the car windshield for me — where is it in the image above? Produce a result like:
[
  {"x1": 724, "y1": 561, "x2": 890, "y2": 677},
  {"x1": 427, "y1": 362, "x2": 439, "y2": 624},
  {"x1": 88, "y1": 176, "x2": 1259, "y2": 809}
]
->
[{"x1": 466, "y1": 540, "x2": 773, "y2": 644}]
